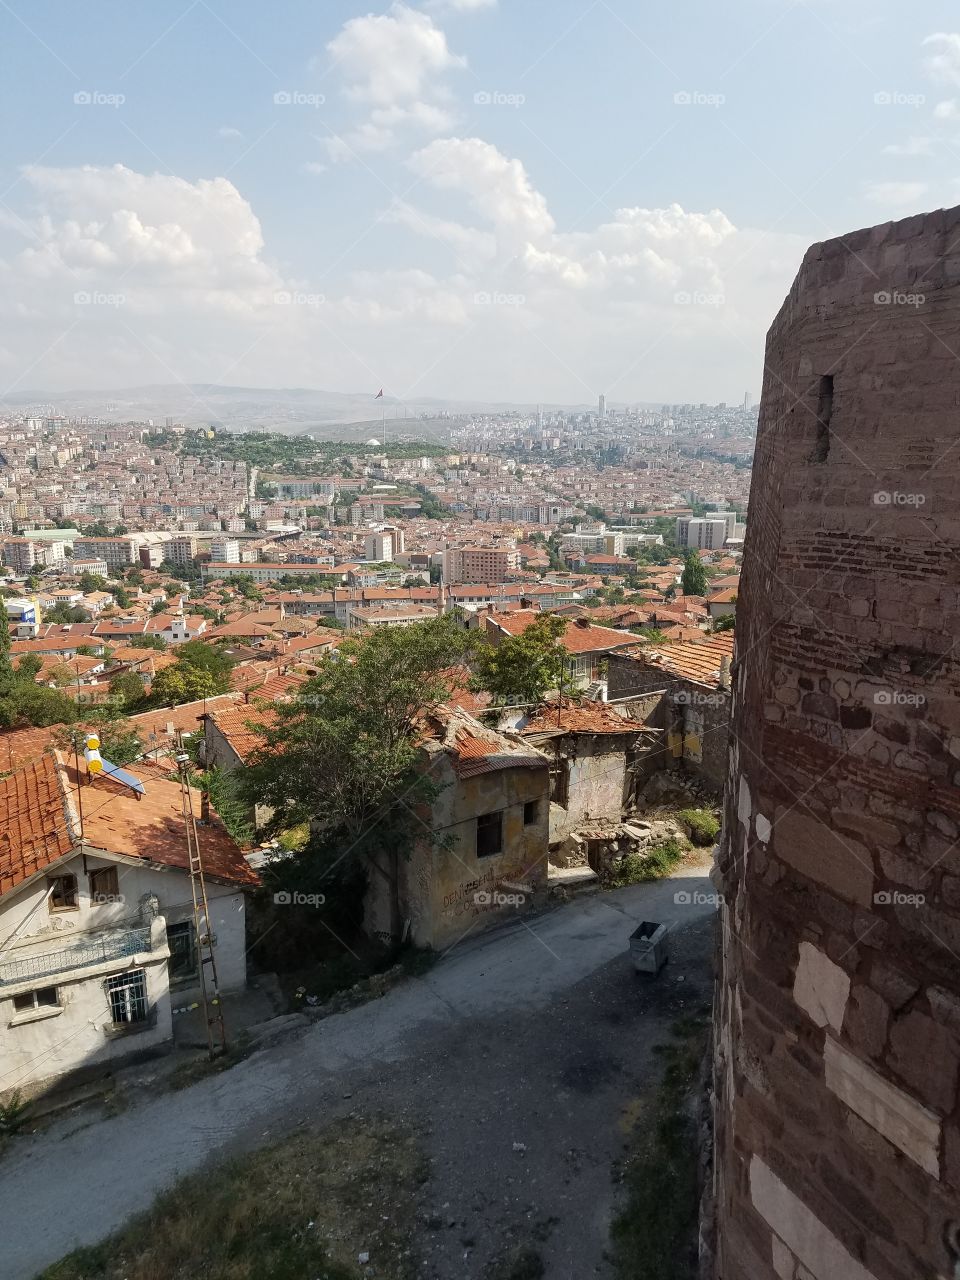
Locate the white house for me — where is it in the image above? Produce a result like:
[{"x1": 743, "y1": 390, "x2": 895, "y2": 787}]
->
[{"x1": 0, "y1": 752, "x2": 259, "y2": 1100}]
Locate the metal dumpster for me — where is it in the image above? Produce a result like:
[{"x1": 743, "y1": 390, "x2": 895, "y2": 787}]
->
[{"x1": 629, "y1": 921, "x2": 669, "y2": 975}]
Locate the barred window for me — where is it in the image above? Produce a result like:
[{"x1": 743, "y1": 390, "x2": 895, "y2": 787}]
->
[{"x1": 105, "y1": 969, "x2": 148, "y2": 1025}]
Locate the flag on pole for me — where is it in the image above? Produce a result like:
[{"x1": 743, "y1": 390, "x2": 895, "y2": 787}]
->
[{"x1": 375, "y1": 388, "x2": 383, "y2": 398}]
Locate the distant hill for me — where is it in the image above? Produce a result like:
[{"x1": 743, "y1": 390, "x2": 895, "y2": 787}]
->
[{"x1": 0, "y1": 383, "x2": 661, "y2": 435}]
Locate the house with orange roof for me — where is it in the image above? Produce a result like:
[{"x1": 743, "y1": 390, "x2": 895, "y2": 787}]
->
[
  {"x1": 518, "y1": 699, "x2": 662, "y2": 844},
  {"x1": 606, "y1": 633, "x2": 735, "y2": 789},
  {"x1": 202, "y1": 690, "x2": 549, "y2": 949},
  {"x1": 0, "y1": 752, "x2": 258, "y2": 1098},
  {"x1": 370, "y1": 705, "x2": 551, "y2": 949},
  {"x1": 484, "y1": 609, "x2": 637, "y2": 691}
]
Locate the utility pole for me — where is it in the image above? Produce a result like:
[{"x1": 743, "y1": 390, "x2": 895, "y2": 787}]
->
[{"x1": 176, "y1": 752, "x2": 226, "y2": 1058}]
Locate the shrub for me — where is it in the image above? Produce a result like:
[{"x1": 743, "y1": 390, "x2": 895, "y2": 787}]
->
[{"x1": 677, "y1": 809, "x2": 720, "y2": 847}]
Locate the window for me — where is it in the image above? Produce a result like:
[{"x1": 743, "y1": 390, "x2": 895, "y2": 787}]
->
[
  {"x1": 166, "y1": 921, "x2": 197, "y2": 982},
  {"x1": 812, "y1": 374, "x2": 833, "y2": 462},
  {"x1": 88, "y1": 866, "x2": 119, "y2": 904},
  {"x1": 549, "y1": 760, "x2": 569, "y2": 809},
  {"x1": 476, "y1": 810, "x2": 503, "y2": 859},
  {"x1": 13, "y1": 987, "x2": 59, "y2": 1013},
  {"x1": 47, "y1": 874, "x2": 78, "y2": 912},
  {"x1": 523, "y1": 799, "x2": 538, "y2": 826},
  {"x1": 105, "y1": 970, "x2": 148, "y2": 1026}
]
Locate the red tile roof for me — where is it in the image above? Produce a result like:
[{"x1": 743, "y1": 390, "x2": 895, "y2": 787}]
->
[
  {"x1": 522, "y1": 702, "x2": 658, "y2": 735},
  {"x1": 0, "y1": 754, "x2": 76, "y2": 897},
  {"x1": 623, "y1": 633, "x2": 735, "y2": 686},
  {"x1": 487, "y1": 610, "x2": 637, "y2": 655}
]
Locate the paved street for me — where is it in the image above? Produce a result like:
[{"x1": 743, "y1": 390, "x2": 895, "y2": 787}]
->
[{"x1": 2, "y1": 867, "x2": 717, "y2": 1280}]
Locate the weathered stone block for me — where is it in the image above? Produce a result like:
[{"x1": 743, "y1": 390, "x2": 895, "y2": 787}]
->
[
  {"x1": 774, "y1": 808, "x2": 875, "y2": 906},
  {"x1": 824, "y1": 1037, "x2": 942, "y2": 1178},
  {"x1": 794, "y1": 940, "x2": 851, "y2": 1033},
  {"x1": 887, "y1": 1010, "x2": 959, "y2": 1114}
]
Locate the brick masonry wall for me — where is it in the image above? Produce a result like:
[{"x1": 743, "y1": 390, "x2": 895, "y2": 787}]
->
[{"x1": 712, "y1": 209, "x2": 960, "y2": 1280}]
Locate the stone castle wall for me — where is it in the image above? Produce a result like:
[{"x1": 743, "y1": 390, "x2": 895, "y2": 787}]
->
[{"x1": 713, "y1": 209, "x2": 960, "y2": 1280}]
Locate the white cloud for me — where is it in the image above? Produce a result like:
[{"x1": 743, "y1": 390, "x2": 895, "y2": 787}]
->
[
  {"x1": 934, "y1": 98, "x2": 960, "y2": 120},
  {"x1": 384, "y1": 199, "x2": 497, "y2": 266},
  {"x1": 426, "y1": 0, "x2": 497, "y2": 11},
  {"x1": 409, "y1": 137, "x2": 555, "y2": 246},
  {"x1": 321, "y1": 4, "x2": 465, "y2": 157},
  {"x1": 300, "y1": 161, "x2": 328, "y2": 176},
  {"x1": 923, "y1": 33, "x2": 960, "y2": 88},
  {"x1": 0, "y1": 156, "x2": 806, "y2": 404},
  {"x1": 218, "y1": 126, "x2": 243, "y2": 140},
  {"x1": 863, "y1": 180, "x2": 929, "y2": 207},
  {"x1": 883, "y1": 136, "x2": 934, "y2": 156}
]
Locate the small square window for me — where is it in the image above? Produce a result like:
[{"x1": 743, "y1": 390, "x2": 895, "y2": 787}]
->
[
  {"x1": 523, "y1": 800, "x2": 538, "y2": 826},
  {"x1": 47, "y1": 875, "x2": 78, "y2": 912},
  {"x1": 13, "y1": 987, "x2": 59, "y2": 1013},
  {"x1": 89, "y1": 866, "x2": 119, "y2": 904},
  {"x1": 476, "y1": 811, "x2": 503, "y2": 859}
]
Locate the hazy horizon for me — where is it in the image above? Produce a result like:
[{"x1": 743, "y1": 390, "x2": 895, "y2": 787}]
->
[{"x1": 2, "y1": 1, "x2": 957, "y2": 408}]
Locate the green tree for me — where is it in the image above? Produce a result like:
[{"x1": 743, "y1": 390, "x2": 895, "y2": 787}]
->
[
  {"x1": 150, "y1": 664, "x2": 218, "y2": 706},
  {"x1": 56, "y1": 707, "x2": 142, "y2": 767},
  {"x1": 241, "y1": 615, "x2": 473, "y2": 942},
  {"x1": 681, "y1": 551, "x2": 709, "y2": 597},
  {"x1": 711, "y1": 611, "x2": 736, "y2": 633},
  {"x1": 113, "y1": 586, "x2": 132, "y2": 609},
  {"x1": 129, "y1": 634, "x2": 167, "y2": 652},
  {"x1": 43, "y1": 603, "x2": 90, "y2": 624},
  {"x1": 177, "y1": 639, "x2": 234, "y2": 692},
  {"x1": 109, "y1": 670, "x2": 147, "y2": 708},
  {"x1": 472, "y1": 613, "x2": 568, "y2": 706},
  {"x1": 194, "y1": 766, "x2": 253, "y2": 848},
  {"x1": 47, "y1": 661, "x2": 79, "y2": 688}
]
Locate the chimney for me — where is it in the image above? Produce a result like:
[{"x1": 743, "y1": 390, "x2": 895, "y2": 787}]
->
[{"x1": 718, "y1": 655, "x2": 732, "y2": 690}]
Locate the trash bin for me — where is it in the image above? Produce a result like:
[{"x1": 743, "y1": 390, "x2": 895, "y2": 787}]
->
[{"x1": 629, "y1": 920, "x2": 669, "y2": 975}]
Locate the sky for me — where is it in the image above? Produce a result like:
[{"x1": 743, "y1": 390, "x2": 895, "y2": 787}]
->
[{"x1": 1, "y1": 0, "x2": 959, "y2": 407}]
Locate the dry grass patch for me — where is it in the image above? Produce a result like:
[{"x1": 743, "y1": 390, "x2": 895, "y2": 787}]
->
[{"x1": 41, "y1": 1113, "x2": 426, "y2": 1280}]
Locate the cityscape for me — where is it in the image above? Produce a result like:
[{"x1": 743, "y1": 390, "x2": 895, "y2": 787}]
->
[{"x1": 0, "y1": 3, "x2": 958, "y2": 1280}]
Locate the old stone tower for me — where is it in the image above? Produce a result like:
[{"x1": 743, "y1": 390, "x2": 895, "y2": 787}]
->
[{"x1": 713, "y1": 210, "x2": 960, "y2": 1279}]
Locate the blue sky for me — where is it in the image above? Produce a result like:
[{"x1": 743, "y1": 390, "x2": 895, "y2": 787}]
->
[{"x1": 1, "y1": 0, "x2": 958, "y2": 406}]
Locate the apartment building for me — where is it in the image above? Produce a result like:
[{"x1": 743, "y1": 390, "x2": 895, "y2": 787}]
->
[
  {"x1": 73, "y1": 536, "x2": 139, "y2": 571},
  {"x1": 364, "y1": 531, "x2": 394, "y2": 562},
  {"x1": 442, "y1": 546, "x2": 520, "y2": 583},
  {"x1": 1, "y1": 538, "x2": 65, "y2": 573}
]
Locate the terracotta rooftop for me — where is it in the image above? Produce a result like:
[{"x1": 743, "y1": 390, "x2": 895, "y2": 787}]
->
[
  {"x1": 0, "y1": 753, "x2": 76, "y2": 897},
  {"x1": 521, "y1": 702, "x2": 658, "y2": 736},
  {"x1": 623, "y1": 633, "x2": 735, "y2": 686},
  {"x1": 420, "y1": 705, "x2": 548, "y2": 779},
  {"x1": 207, "y1": 706, "x2": 274, "y2": 764},
  {"x1": 62, "y1": 758, "x2": 259, "y2": 886},
  {"x1": 487, "y1": 609, "x2": 637, "y2": 655},
  {"x1": 0, "y1": 753, "x2": 258, "y2": 898}
]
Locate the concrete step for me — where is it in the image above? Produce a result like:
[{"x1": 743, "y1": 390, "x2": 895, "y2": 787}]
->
[{"x1": 548, "y1": 864, "x2": 600, "y2": 896}]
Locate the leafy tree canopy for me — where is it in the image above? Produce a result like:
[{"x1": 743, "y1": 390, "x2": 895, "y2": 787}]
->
[{"x1": 472, "y1": 613, "x2": 568, "y2": 706}]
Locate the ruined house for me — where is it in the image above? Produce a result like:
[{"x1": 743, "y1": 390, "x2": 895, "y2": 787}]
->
[
  {"x1": 608, "y1": 633, "x2": 734, "y2": 790},
  {"x1": 711, "y1": 210, "x2": 960, "y2": 1280},
  {"x1": 365, "y1": 707, "x2": 551, "y2": 950},
  {"x1": 518, "y1": 700, "x2": 662, "y2": 846}
]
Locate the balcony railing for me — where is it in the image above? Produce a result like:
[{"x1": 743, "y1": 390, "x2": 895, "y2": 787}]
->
[{"x1": 0, "y1": 926, "x2": 153, "y2": 987}]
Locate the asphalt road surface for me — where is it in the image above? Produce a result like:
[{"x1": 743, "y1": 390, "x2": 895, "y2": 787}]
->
[{"x1": 2, "y1": 866, "x2": 717, "y2": 1280}]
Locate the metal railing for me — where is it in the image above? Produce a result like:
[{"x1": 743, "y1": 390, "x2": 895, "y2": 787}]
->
[{"x1": 0, "y1": 926, "x2": 153, "y2": 987}]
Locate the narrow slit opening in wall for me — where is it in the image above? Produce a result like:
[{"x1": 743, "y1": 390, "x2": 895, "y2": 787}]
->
[{"x1": 813, "y1": 374, "x2": 833, "y2": 461}]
